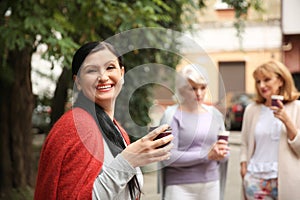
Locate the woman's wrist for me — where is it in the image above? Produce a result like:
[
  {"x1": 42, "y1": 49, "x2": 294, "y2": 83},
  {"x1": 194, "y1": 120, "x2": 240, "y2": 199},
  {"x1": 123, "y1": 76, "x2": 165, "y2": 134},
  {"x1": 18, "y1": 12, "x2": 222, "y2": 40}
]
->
[
  {"x1": 240, "y1": 161, "x2": 247, "y2": 167},
  {"x1": 284, "y1": 119, "x2": 297, "y2": 140}
]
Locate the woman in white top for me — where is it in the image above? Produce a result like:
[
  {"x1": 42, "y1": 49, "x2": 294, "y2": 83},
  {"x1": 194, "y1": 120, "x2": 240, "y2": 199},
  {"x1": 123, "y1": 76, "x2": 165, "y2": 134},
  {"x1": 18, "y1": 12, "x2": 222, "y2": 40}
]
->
[{"x1": 240, "y1": 60, "x2": 300, "y2": 200}]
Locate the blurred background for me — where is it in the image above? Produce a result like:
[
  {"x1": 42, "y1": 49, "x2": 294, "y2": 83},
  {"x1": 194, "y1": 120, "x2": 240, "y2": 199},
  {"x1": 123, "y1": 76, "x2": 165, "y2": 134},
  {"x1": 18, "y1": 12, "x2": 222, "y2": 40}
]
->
[{"x1": 1, "y1": 0, "x2": 299, "y2": 199}]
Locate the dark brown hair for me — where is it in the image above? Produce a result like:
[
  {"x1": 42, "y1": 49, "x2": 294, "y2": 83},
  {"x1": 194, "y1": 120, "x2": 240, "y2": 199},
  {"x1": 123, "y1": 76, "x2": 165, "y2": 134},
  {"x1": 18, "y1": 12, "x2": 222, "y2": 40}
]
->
[{"x1": 72, "y1": 41, "x2": 123, "y2": 77}]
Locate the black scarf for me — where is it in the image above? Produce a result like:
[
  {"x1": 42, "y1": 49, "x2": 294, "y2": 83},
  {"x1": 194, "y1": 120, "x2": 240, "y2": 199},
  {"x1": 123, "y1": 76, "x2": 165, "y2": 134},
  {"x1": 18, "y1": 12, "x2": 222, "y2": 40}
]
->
[{"x1": 73, "y1": 92, "x2": 140, "y2": 199}]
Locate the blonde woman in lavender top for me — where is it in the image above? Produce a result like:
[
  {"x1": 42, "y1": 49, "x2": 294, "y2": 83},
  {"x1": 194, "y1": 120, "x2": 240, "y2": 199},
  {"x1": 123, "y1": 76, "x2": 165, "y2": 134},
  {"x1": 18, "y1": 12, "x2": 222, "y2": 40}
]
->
[{"x1": 160, "y1": 64, "x2": 230, "y2": 200}]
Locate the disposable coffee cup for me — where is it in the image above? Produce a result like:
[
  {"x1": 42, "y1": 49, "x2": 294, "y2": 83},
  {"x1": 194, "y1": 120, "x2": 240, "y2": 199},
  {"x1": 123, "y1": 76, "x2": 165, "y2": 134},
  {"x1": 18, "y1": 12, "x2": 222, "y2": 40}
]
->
[
  {"x1": 149, "y1": 126, "x2": 172, "y2": 148},
  {"x1": 218, "y1": 131, "x2": 230, "y2": 141},
  {"x1": 271, "y1": 95, "x2": 284, "y2": 107}
]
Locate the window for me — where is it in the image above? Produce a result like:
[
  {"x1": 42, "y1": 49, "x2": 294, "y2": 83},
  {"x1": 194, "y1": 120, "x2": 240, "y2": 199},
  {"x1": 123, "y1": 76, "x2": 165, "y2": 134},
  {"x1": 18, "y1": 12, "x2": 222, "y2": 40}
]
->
[{"x1": 214, "y1": 0, "x2": 232, "y2": 10}]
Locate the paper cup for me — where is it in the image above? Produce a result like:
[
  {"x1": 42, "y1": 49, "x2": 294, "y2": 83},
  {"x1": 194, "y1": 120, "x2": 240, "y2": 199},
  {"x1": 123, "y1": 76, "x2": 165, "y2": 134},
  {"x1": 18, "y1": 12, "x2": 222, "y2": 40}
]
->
[
  {"x1": 218, "y1": 131, "x2": 230, "y2": 141},
  {"x1": 150, "y1": 126, "x2": 172, "y2": 148},
  {"x1": 271, "y1": 95, "x2": 283, "y2": 107}
]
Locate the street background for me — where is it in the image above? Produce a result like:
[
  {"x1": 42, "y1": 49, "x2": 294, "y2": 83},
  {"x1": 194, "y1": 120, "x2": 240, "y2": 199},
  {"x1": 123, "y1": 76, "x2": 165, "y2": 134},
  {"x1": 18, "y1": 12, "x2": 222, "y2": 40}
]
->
[{"x1": 140, "y1": 131, "x2": 242, "y2": 200}]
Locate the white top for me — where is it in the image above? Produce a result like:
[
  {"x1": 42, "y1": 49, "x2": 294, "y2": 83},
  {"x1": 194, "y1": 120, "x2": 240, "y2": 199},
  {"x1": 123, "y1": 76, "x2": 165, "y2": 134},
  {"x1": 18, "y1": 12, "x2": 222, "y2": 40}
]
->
[
  {"x1": 92, "y1": 128, "x2": 143, "y2": 200},
  {"x1": 247, "y1": 105, "x2": 281, "y2": 179},
  {"x1": 240, "y1": 101, "x2": 300, "y2": 199}
]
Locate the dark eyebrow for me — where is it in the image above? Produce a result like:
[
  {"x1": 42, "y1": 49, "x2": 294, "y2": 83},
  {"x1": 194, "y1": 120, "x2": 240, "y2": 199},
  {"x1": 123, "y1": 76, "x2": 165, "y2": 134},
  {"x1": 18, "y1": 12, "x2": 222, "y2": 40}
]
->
[
  {"x1": 82, "y1": 59, "x2": 118, "y2": 69},
  {"x1": 104, "y1": 59, "x2": 118, "y2": 65}
]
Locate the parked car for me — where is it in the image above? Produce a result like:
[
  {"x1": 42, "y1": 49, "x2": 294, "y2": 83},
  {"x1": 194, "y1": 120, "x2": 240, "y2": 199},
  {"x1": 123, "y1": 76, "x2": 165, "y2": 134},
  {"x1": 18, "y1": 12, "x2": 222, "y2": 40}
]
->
[{"x1": 224, "y1": 92, "x2": 254, "y2": 131}]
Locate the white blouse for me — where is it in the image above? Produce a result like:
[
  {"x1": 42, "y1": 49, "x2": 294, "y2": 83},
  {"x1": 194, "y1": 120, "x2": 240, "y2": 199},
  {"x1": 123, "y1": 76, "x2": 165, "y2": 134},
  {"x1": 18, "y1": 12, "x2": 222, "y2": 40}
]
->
[{"x1": 247, "y1": 105, "x2": 281, "y2": 179}]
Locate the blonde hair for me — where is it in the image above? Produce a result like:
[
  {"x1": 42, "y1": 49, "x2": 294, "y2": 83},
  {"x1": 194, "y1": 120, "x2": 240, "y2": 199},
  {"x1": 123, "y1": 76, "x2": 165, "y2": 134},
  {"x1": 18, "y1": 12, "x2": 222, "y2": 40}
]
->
[
  {"x1": 174, "y1": 64, "x2": 208, "y2": 102},
  {"x1": 253, "y1": 60, "x2": 299, "y2": 104}
]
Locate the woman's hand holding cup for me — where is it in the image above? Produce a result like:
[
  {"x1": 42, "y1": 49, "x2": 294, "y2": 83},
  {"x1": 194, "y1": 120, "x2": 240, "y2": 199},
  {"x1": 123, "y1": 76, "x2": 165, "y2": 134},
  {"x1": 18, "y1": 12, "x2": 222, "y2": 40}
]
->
[
  {"x1": 208, "y1": 131, "x2": 230, "y2": 161},
  {"x1": 122, "y1": 124, "x2": 173, "y2": 168}
]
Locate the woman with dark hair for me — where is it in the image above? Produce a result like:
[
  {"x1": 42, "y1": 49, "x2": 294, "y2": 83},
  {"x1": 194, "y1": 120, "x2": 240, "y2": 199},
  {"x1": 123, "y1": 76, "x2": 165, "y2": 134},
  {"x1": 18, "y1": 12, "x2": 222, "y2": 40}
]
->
[
  {"x1": 34, "y1": 41, "x2": 173, "y2": 200},
  {"x1": 240, "y1": 60, "x2": 300, "y2": 199}
]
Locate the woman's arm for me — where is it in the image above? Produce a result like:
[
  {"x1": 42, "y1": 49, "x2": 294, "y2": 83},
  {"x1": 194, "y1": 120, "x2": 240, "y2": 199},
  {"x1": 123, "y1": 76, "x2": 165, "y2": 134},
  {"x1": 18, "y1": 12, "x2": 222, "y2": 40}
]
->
[
  {"x1": 93, "y1": 154, "x2": 138, "y2": 199},
  {"x1": 239, "y1": 104, "x2": 252, "y2": 178},
  {"x1": 272, "y1": 100, "x2": 297, "y2": 140},
  {"x1": 271, "y1": 100, "x2": 300, "y2": 157}
]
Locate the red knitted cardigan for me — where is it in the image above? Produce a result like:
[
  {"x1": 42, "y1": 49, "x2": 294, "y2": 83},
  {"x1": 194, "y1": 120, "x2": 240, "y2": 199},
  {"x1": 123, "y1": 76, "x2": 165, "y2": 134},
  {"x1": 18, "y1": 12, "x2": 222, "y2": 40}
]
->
[{"x1": 34, "y1": 107, "x2": 130, "y2": 200}]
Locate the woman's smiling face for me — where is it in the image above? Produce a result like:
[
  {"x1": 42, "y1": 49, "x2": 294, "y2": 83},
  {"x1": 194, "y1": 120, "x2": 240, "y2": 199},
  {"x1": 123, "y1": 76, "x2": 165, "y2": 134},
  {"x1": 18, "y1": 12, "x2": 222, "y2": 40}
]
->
[{"x1": 74, "y1": 48, "x2": 124, "y2": 107}]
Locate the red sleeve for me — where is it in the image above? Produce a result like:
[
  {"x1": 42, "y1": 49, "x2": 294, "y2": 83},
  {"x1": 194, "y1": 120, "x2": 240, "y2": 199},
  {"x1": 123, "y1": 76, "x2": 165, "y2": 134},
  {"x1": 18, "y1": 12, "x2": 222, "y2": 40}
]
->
[
  {"x1": 114, "y1": 119, "x2": 131, "y2": 145},
  {"x1": 34, "y1": 108, "x2": 104, "y2": 200}
]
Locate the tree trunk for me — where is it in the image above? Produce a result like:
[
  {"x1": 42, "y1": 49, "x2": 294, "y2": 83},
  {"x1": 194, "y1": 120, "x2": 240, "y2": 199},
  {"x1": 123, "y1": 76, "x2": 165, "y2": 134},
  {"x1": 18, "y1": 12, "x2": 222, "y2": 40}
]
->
[
  {"x1": 0, "y1": 47, "x2": 34, "y2": 197},
  {"x1": 50, "y1": 67, "x2": 71, "y2": 128},
  {"x1": 0, "y1": 84, "x2": 13, "y2": 197}
]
